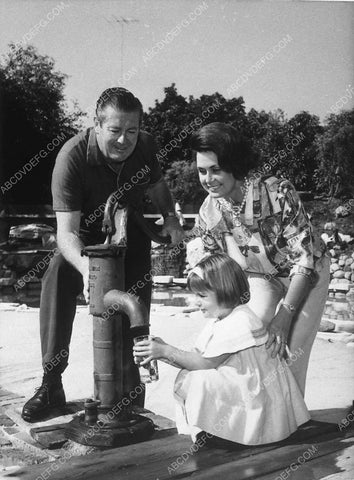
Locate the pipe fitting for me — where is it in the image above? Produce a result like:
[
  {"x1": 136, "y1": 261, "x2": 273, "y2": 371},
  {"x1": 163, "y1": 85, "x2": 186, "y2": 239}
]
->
[
  {"x1": 84, "y1": 398, "x2": 101, "y2": 426},
  {"x1": 103, "y1": 289, "x2": 149, "y2": 330}
]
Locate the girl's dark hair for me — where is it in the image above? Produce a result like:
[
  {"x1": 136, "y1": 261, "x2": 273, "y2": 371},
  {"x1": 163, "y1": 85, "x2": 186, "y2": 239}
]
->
[
  {"x1": 189, "y1": 122, "x2": 259, "y2": 179},
  {"x1": 187, "y1": 253, "x2": 250, "y2": 308},
  {"x1": 96, "y1": 87, "x2": 143, "y2": 124}
]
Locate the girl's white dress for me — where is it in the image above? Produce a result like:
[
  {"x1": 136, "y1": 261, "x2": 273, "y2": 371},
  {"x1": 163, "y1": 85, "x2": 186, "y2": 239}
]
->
[{"x1": 174, "y1": 305, "x2": 310, "y2": 445}]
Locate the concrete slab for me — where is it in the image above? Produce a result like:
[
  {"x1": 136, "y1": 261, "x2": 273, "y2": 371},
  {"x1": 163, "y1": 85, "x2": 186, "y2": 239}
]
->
[
  {"x1": 0, "y1": 302, "x2": 354, "y2": 473},
  {"x1": 1, "y1": 424, "x2": 56, "y2": 461},
  {"x1": 1, "y1": 304, "x2": 354, "y2": 419},
  {"x1": 5, "y1": 402, "x2": 85, "y2": 436}
]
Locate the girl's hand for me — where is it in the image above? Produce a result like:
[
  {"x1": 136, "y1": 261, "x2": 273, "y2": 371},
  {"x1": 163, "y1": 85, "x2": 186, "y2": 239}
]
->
[
  {"x1": 265, "y1": 308, "x2": 293, "y2": 359},
  {"x1": 133, "y1": 337, "x2": 167, "y2": 365}
]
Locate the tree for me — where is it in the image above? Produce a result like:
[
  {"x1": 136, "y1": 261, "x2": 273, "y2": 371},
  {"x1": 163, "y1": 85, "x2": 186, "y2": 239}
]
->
[
  {"x1": 142, "y1": 84, "x2": 250, "y2": 207},
  {"x1": 164, "y1": 160, "x2": 206, "y2": 210},
  {"x1": 314, "y1": 109, "x2": 354, "y2": 197},
  {"x1": 247, "y1": 110, "x2": 323, "y2": 191},
  {"x1": 281, "y1": 112, "x2": 323, "y2": 190},
  {"x1": 142, "y1": 83, "x2": 248, "y2": 171},
  {"x1": 247, "y1": 108, "x2": 288, "y2": 164},
  {"x1": 0, "y1": 44, "x2": 85, "y2": 204},
  {"x1": 142, "y1": 84, "x2": 190, "y2": 170}
]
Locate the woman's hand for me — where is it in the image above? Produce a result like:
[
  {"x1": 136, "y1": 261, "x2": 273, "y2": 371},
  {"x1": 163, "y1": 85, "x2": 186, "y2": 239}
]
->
[
  {"x1": 266, "y1": 274, "x2": 310, "y2": 358},
  {"x1": 265, "y1": 307, "x2": 293, "y2": 358},
  {"x1": 133, "y1": 337, "x2": 167, "y2": 365}
]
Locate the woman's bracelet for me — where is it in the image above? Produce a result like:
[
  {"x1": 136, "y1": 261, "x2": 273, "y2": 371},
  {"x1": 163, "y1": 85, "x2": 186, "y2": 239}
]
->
[
  {"x1": 281, "y1": 303, "x2": 296, "y2": 314},
  {"x1": 290, "y1": 266, "x2": 313, "y2": 280}
]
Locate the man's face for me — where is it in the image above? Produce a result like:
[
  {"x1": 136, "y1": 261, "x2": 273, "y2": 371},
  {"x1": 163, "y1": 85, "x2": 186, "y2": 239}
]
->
[{"x1": 94, "y1": 106, "x2": 140, "y2": 162}]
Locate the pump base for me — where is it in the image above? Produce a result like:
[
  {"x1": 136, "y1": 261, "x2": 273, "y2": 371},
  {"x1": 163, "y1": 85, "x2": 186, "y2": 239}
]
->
[{"x1": 65, "y1": 413, "x2": 155, "y2": 447}]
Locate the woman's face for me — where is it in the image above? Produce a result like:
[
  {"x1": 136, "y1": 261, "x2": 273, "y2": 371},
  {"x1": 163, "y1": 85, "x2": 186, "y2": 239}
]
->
[{"x1": 196, "y1": 151, "x2": 237, "y2": 199}]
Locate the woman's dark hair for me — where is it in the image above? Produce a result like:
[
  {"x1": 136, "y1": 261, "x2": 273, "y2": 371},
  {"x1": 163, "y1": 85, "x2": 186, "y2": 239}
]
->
[
  {"x1": 189, "y1": 122, "x2": 259, "y2": 179},
  {"x1": 96, "y1": 87, "x2": 143, "y2": 125},
  {"x1": 187, "y1": 253, "x2": 250, "y2": 308}
]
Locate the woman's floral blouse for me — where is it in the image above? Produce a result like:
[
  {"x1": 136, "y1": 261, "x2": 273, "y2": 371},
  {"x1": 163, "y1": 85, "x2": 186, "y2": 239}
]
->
[{"x1": 188, "y1": 176, "x2": 326, "y2": 278}]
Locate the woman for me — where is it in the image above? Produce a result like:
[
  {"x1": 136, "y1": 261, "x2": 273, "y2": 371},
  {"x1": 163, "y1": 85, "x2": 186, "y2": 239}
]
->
[{"x1": 187, "y1": 122, "x2": 330, "y2": 395}]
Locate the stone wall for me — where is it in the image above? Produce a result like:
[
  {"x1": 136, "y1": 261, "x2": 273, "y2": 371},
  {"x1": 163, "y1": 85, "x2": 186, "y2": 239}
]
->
[
  {"x1": 329, "y1": 249, "x2": 354, "y2": 283},
  {"x1": 323, "y1": 246, "x2": 354, "y2": 332},
  {"x1": 151, "y1": 245, "x2": 186, "y2": 278},
  {"x1": 0, "y1": 249, "x2": 48, "y2": 305}
]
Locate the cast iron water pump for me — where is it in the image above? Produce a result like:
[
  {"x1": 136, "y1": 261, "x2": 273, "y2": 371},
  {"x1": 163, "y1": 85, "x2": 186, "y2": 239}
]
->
[{"x1": 65, "y1": 193, "x2": 169, "y2": 447}]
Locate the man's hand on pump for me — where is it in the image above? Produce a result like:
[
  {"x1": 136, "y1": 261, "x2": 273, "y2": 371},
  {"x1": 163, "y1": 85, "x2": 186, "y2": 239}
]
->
[{"x1": 81, "y1": 256, "x2": 90, "y2": 304}]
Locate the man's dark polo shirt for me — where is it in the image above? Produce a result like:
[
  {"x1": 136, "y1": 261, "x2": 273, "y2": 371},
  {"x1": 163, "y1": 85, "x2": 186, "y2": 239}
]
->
[{"x1": 52, "y1": 128, "x2": 163, "y2": 243}]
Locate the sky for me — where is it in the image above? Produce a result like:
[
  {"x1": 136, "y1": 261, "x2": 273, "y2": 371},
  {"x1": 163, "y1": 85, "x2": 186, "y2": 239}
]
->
[{"x1": 0, "y1": 0, "x2": 353, "y2": 127}]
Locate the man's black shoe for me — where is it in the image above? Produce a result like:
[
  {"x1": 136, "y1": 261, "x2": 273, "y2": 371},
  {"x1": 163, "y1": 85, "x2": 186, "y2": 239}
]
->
[{"x1": 21, "y1": 383, "x2": 66, "y2": 423}]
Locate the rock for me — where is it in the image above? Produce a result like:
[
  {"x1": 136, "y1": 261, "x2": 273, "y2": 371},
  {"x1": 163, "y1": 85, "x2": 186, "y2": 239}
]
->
[
  {"x1": 335, "y1": 206, "x2": 349, "y2": 218},
  {"x1": 343, "y1": 334, "x2": 354, "y2": 344},
  {"x1": 334, "y1": 320, "x2": 354, "y2": 334},
  {"x1": 345, "y1": 272, "x2": 352, "y2": 279},
  {"x1": 345, "y1": 258, "x2": 353, "y2": 266},
  {"x1": 153, "y1": 275, "x2": 174, "y2": 284},
  {"x1": 332, "y1": 301, "x2": 349, "y2": 312},
  {"x1": 335, "y1": 292, "x2": 347, "y2": 299},
  {"x1": 333, "y1": 270, "x2": 345, "y2": 278},
  {"x1": 338, "y1": 259, "x2": 345, "y2": 267},
  {"x1": 15, "y1": 303, "x2": 30, "y2": 311},
  {"x1": 324, "y1": 305, "x2": 333, "y2": 315},
  {"x1": 9, "y1": 223, "x2": 54, "y2": 240},
  {"x1": 0, "y1": 277, "x2": 16, "y2": 286},
  {"x1": 330, "y1": 263, "x2": 340, "y2": 272},
  {"x1": 318, "y1": 319, "x2": 335, "y2": 332},
  {"x1": 0, "y1": 436, "x2": 12, "y2": 447},
  {"x1": 42, "y1": 232, "x2": 57, "y2": 249},
  {"x1": 173, "y1": 278, "x2": 188, "y2": 287},
  {"x1": 328, "y1": 281, "x2": 350, "y2": 292}
]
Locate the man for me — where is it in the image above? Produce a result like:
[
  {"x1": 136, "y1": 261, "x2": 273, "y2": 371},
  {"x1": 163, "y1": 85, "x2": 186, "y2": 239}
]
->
[{"x1": 22, "y1": 88, "x2": 184, "y2": 422}]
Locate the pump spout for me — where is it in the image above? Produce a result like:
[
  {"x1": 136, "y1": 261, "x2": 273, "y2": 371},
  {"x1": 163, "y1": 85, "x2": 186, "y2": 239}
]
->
[{"x1": 103, "y1": 289, "x2": 149, "y2": 335}]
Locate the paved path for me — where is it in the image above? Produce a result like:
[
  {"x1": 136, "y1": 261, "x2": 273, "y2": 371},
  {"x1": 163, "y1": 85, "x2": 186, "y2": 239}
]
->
[
  {"x1": 1, "y1": 303, "x2": 354, "y2": 422},
  {"x1": 1, "y1": 303, "x2": 354, "y2": 477}
]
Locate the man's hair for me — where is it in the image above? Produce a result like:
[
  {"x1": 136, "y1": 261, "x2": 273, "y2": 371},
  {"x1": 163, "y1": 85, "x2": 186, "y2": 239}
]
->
[
  {"x1": 189, "y1": 122, "x2": 259, "y2": 180},
  {"x1": 187, "y1": 253, "x2": 250, "y2": 308},
  {"x1": 95, "y1": 87, "x2": 143, "y2": 124}
]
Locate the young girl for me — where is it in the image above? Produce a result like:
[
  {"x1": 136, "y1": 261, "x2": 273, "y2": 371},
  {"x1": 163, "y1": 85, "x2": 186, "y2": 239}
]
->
[{"x1": 133, "y1": 253, "x2": 310, "y2": 445}]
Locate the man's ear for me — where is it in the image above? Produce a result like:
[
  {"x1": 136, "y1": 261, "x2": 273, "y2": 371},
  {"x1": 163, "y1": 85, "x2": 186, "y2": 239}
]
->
[{"x1": 94, "y1": 116, "x2": 100, "y2": 135}]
